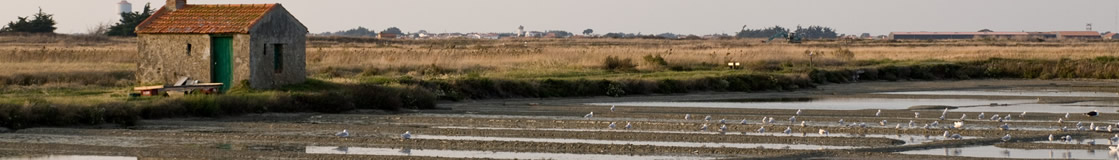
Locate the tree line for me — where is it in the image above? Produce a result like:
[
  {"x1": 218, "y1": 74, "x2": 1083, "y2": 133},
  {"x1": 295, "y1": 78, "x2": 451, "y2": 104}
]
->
[{"x1": 735, "y1": 25, "x2": 838, "y2": 39}]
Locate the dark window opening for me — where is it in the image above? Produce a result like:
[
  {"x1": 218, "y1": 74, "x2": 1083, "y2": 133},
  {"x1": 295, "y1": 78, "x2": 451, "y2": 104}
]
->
[
  {"x1": 273, "y1": 44, "x2": 284, "y2": 73},
  {"x1": 186, "y1": 44, "x2": 192, "y2": 56}
]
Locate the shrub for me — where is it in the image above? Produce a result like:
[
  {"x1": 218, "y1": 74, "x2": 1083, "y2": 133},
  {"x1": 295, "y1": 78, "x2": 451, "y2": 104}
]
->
[
  {"x1": 603, "y1": 56, "x2": 636, "y2": 71},
  {"x1": 642, "y1": 54, "x2": 669, "y2": 69}
]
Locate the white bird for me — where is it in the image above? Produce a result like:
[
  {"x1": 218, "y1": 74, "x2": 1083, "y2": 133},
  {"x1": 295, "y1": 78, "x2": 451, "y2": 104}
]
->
[
  {"x1": 401, "y1": 131, "x2": 412, "y2": 139},
  {"x1": 767, "y1": 117, "x2": 776, "y2": 124},
  {"x1": 1088, "y1": 139, "x2": 1096, "y2": 146},
  {"x1": 625, "y1": 122, "x2": 632, "y2": 129},
  {"x1": 1020, "y1": 111, "x2": 1027, "y2": 118},
  {"x1": 757, "y1": 126, "x2": 766, "y2": 133},
  {"x1": 796, "y1": 109, "x2": 802, "y2": 115},
  {"x1": 740, "y1": 119, "x2": 748, "y2": 124},
  {"x1": 704, "y1": 115, "x2": 712, "y2": 121},
  {"x1": 950, "y1": 134, "x2": 962, "y2": 140},
  {"x1": 838, "y1": 119, "x2": 846, "y2": 125},
  {"x1": 915, "y1": 112, "x2": 920, "y2": 119},
  {"x1": 1049, "y1": 134, "x2": 1055, "y2": 141},
  {"x1": 1077, "y1": 121, "x2": 1083, "y2": 127},
  {"x1": 783, "y1": 127, "x2": 792, "y2": 134},
  {"x1": 943, "y1": 131, "x2": 950, "y2": 137},
  {"x1": 990, "y1": 114, "x2": 1000, "y2": 121},
  {"x1": 931, "y1": 121, "x2": 940, "y2": 127},
  {"x1": 685, "y1": 114, "x2": 691, "y2": 120},
  {"x1": 1091, "y1": 123, "x2": 1096, "y2": 131},
  {"x1": 1109, "y1": 125, "x2": 1114, "y2": 132},
  {"x1": 954, "y1": 121, "x2": 964, "y2": 129},
  {"x1": 700, "y1": 124, "x2": 709, "y2": 131},
  {"x1": 960, "y1": 114, "x2": 967, "y2": 120},
  {"x1": 761, "y1": 117, "x2": 768, "y2": 124},
  {"x1": 999, "y1": 123, "x2": 1010, "y2": 130},
  {"x1": 942, "y1": 108, "x2": 949, "y2": 115},
  {"x1": 1003, "y1": 115, "x2": 1011, "y2": 121},
  {"x1": 1061, "y1": 126, "x2": 1068, "y2": 132},
  {"x1": 800, "y1": 121, "x2": 807, "y2": 127},
  {"x1": 720, "y1": 125, "x2": 728, "y2": 132},
  {"x1": 789, "y1": 116, "x2": 797, "y2": 123},
  {"x1": 1065, "y1": 113, "x2": 1070, "y2": 118},
  {"x1": 875, "y1": 110, "x2": 881, "y2": 117},
  {"x1": 908, "y1": 120, "x2": 916, "y2": 128},
  {"x1": 1001, "y1": 134, "x2": 1011, "y2": 142},
  {"x1": 978, "y1": 112, "x2": 985, "y2": 119},
  {"x1": 609, "y1": 122, "x2": 616, "y2": 129},
  {"x1": 1064, "y1": 135, "x2": 1073, "y2": 142},
  {"x1": 895, "y1": 124, "x2": 901, "y2": 129},
  {"x1": 859, "y1": 122, "x2": 868, "y2": 128},
  {"x1": 336, "y1": 129, "x2": 350, "y2": 137},
  {"x1": 584, "y1": 112, "x2": 594, "y2": 118},
  {"x1": 610, "y1": 105, "x2": 615, "y2": 112},
  {"x1": 923, "y1": 124, "x2": 930, "y2": 129},
  {"x1": 1057, "y1": 118, "x2": 1064, "y2": 124},
  {"x1": 1111, "y1": 144, "x2": 1119, "y2": 152},
  {"x1": 1111, "y1": 135, "x2": 1118, "y2": 145},
  {"x1": 880, "y1": 120, "x2": 888, "y2": 126},
  {"x1": 819, "y1": 129, "x2": 829, "y2": 136},
  {"x1": 719, "y1": 119, "x2": 727, "y2": 124}
]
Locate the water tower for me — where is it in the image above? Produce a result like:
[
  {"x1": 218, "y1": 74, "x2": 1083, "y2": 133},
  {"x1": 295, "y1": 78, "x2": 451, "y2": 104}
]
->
[{"x1": 118, "y1": 0, "x2": 132, "y2": 14}]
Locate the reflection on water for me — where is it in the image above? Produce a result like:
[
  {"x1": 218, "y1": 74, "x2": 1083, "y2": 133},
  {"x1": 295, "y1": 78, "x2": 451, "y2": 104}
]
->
[
  {"x1": 876, "y1": 89, "x2": 1119, "y2": 98},
  {"x1": 419, "y1": 135, "x2": 856, "y2": 149},
  {"x1": 592, "y1": 98, "x2": 1117, "y2": 113},
  {"x1": 900, "y1": 145, "x2": 1118, "y2": 159},
  {"x1": 0, "y1": 155, "x2": 137, "y2": 160},
  {"x1": 305, "y1": 146, "x2": 713, "y2": 160},
  {"x1": 432, "y1": 126, "x2": 976, "y2": 145}
]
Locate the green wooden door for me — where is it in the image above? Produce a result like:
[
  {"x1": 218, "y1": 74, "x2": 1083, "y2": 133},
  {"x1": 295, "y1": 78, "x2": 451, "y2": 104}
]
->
[{"x1": 210, "y1": 37, "x2": 233, "y2": 91}]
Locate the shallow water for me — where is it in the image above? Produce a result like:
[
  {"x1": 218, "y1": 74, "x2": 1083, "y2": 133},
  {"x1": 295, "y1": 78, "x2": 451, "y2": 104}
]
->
[
  {"x1": 0, "y1": 155, "x2": 137, "y2": 160},
  {"x1": 899, "y1": 145, "x2": 1117, "y2": 159},
  {"x1": 419, "y1": 135, "x2": 855, "y2": 149},
  {"x1": 591, "y1": 98, "x2": 1119, "y2": 113},
  {"x1": 305, "y1": 146, "x2": 713, "y2": 160},
  {"x1": 431, "y1": 126, "x2": 977, "y2": 145},
  {"x1": 876, "y1": 89, "x2": 1119, "y2": 98}
]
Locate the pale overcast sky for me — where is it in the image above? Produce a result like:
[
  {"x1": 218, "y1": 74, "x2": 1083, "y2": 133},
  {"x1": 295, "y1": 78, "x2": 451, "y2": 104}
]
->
[{"x1": 2, "y1": 0, "x2": 1118, "y2": 35}]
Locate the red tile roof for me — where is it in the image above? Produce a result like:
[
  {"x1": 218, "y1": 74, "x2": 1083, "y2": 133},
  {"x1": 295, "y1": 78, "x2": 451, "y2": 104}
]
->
[
  {"x1": 890, "y1": 32, "x2": 1028, "y2": 35},
  {"x1": 1053, "y1": 31, "x2": 1101, "y2": 37},
  {"x1": 136, "y1": 4, "x2": 276, "y2": 34}
]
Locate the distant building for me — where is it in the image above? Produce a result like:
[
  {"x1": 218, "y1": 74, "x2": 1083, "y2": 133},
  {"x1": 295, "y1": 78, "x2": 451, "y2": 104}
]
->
[
  {"x1": 135, "y1": 0, "x2": 308, "y2": 90},
  {"x1": 889, "y1": 32, "x2": 1028, "y2": 40},
  {"x1": 377, "y1": 33, "x2": 397, "y2": 39},
  {"x1": 118, "y1": 0, "x2": 132, "y2": 13},
  {"x1": 1104, "y1": 32, "x2": 1119, "y2": 40},
  {"x1": 1054, "y1": 31, "x2": 1101, "y2": 39}
]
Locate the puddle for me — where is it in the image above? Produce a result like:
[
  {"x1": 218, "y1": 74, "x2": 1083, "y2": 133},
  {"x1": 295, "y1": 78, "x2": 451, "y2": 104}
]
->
[
  {"x1": 900, "y1": 145, "x2": 1117, "y2": 159},
  {"x1": 876, "y1": 89, "x2": 1119, "y2": 98},
  {"x1": 955, "y1": 102, "x2": 1119, "y2": 113},
  {"x1": 418, "y1": 135, "x2": 855, "y2": 149},
  {"x1": 306, "y1": 146, "x2": 713, "y2": 160},
  {"x1": 590, "y1": 98, "x2": 1035, "y2": 110},
  {"x1": 431, "y1": 126, "x2": 976, "y2": 145},
  {"x1": 0, "y1": 155, "x2": 137, "y2": 160}
]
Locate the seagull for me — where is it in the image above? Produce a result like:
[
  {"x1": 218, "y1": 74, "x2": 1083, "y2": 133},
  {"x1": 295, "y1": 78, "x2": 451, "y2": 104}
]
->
[
  {"x1": 796, "y1": 109, "x2": 802, "y2": 115},
  {"x1": 1091, "y1": 123, "x2": 1096, "y2": 131},
  {"x1": 1058, "y1": 118, "x2": 1064, "y2": 124},
  {"x1": 767, "y1": 117, "x2": 776, "y2": 124},
  {"x1": 740, "y1": 119, "x2": 748, "y2": 124},
  {"x1": 880, "y1": 120, "x2": 888, "y2": 126},
  {"x1": 610, "y1": 105, "x2": 615, "y2": 112},
  {"x1": 757, "y1": 126, "x2": 766, "y2": 133},
  {"x1": 800, "y1": 121, "x2": 807, "y2": 127},
  {"x1": 1061, "y1": 126, "x2": 1068, "y2": 132},
  {"x1": 1003, "y1": 115, "x2": 1011, "y2": 121},
  {"x1": 931, "y1": 121, "x2": 940, "y2": 127},
  {"x1": 895, "y1": 124, "x2": 901, "y2": 129},
  {"x1": 1111, "y1": 135, "x2": 1118, "y2": 145},
  {"x1": 584, "y1": 112, "x2": 594, "y2": 118},
  {"x1": 1001, "y1": 134, "x2": 1011, "y2": 142},
  {"x1": 1065, "y1": 113, "x2": 1070, "y2": 118},
  {"x1": 999, "y1": 123, "x2": 1010, "y2": 130},
  {"x1": 685, "y1": 114, "x2": 691, "y2": 120},
  {"x1": 859, "y1": 122, "x2": 868, "y2": 128},
  {"x1": 1077, "y1": 122, "x2": 1083, "y2": 128},
  {"x1": 950, "y1": 134, "x2": 962, "y2": 140},
  {"x1": 761, "y1": 117, "x2": 769, "y2": 124},
  {"x1": 700, "y1": 124, "x2": 709, "y2": 131},
  {"x1": 789, "y1": 116, "x2": 797, "y2": 123},
  {"x1": 990, "y1": 114, "x2": 1000, "y2": 121},
  {"x1": 978, "y1": 112, "x2": 985, "y2": 119},
  {"x1": 819, "y1": 129, "x2": 829, "y2": 136},
  {"x1": 1020, "y1": 111, "x2": 1027, "y2": 118},
  {"x1": 943, "y1": 131, "x2": 950, "y2": 137},
  {"x1": 720, "y1": 125, "x2": 728, "y2": 132},
  {"x1": 875, "y1": 110, "x2": 881, "y2": 117},
  {"x1": 720, "y1": 119, "x2": 727, "y2": 124},
  {"x1": 1109, "y1": 125, "x2": 1114, "y2": 132},
  {"x1": 1088, "y1": 139, "x2": 1097, "y2": 146},
  {"x1": 1049, "y1": 134, "x2": 1055, "y2": 141},
  {"x1": 908, "y1": 120, "x2": 916, "y2": 128},
  {"x1": 838, "y1": 119, "x2": 846, "y2": 125},
  {"x1": 915, "y1": 112, "x2": 920, "y2": 119},
  {"x1": 960, "y1": 114, "x2": 967, "y2": 120},
  {"x1": 704, "y1": 115, "x2": 712, "y2": 121},
  {"x1": 336, "y1": 129, "x2": 350, "y2": 137},
  {"x1": 923, "y1": 124, "x2": 930, "y2": 129},
  {"x1": 954, "y1": 121, "x2": 964, "y2": 129},
  {"x1": 1087, "y1": 110, "x2": 1100, "y2": 117},
  {"x1": 783, "y1": 127, "x2": 792, "y2": 134},
  {"x1": 625, "y1": 122, "x2": 632, "y2": 129},
  {"x1": 1064, "y1": 135, "x2": 1073, "y2": 143},
  {"x1": 609, "y1": 122, "x2": 616, "y2": 129},
  {"x1": 401, "y1": 131, "x2": 412, "y2": 139}
]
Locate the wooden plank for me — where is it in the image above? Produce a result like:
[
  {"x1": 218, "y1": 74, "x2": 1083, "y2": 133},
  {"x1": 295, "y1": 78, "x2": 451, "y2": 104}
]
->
[{"x1": 133, "y1": 85, "x2": 164, "y2": 91}]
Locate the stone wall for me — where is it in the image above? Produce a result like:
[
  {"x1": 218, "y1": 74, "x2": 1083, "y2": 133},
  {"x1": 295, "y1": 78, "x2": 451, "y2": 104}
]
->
[
  {"x1": 247, "y1": 5, "x2": 307, "y2": 89},
  {"x1": 137, "y1": 34, "x2": 251, "y2": 87}
]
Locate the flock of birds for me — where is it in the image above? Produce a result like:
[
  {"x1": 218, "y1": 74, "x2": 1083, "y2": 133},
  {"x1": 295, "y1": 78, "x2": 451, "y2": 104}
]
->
[{"x1": 334, "y1": 129, "x2": 413, "y2": 140}]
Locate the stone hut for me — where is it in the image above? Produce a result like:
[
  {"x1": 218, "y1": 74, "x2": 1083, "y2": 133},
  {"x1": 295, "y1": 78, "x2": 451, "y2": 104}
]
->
[{"x1": 135, "y1": 0, "x2": 307, "y2": 90}]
